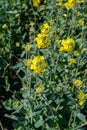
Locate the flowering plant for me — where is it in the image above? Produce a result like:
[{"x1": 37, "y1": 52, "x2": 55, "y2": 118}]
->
[{"x1": 1, "y1": 0, "x2": 87, "y2": 130}]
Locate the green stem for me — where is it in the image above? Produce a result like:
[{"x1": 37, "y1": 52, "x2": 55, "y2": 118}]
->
[
  {"x1": 75, "y1": 122, "x2": 87, "y2": 130},
  {"x1": 0, "y1": 121, "x2": 4, "y2": 130},
  {"x1": 68, "y1": 111, "x2": 73, "y2": 128},
  {"x1": 73, "y1": 105, "x2": 78, "y2": 130},
  {"x1": 43, "y1": 95, "x2": 61, "y2": 130}
]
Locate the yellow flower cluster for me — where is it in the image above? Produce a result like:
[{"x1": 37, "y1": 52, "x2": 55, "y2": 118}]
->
[
  {"x1": 77, "y1": 90, "x2": 87, "y2": 105},
  {"x1": 65, "y1": 0, "x2": 76, "y2": 9},
  {"x1": 78, "y1": 19, "x2": 84, "y2": 26},
  {"x1": 60, "y1": 37, "x2": 75, "y2": 52},
  {"x1": 57, "y1": 0, "x2": 63, "y2": 7},
  {"x1": 35, "y1": 23, "x2": 51, "y2": 48},
  {"x1": 36, "y1": 84, "x2": 45, "y2": 93},
  {"x1": 25, "y1": 56, "x2": 47, "y2": 74},
  {"x1": 69, "y1": 58, "x2": 76, "y2": 65},
  {"x1": 24, "y1": 44, "x2": 31, "y2": 51},
  {"x1": 25, "y1": 59, "x2": 31, "y2": 66},
  {"x1": 65, "y1": 0, "x2": 84, "y2": 10},
  {"x1": 73, "y1": 79, "x2": 83, "y2": 88},
  {"x1": 32, "y1": 0, "x2": 40, "y2": 7}
]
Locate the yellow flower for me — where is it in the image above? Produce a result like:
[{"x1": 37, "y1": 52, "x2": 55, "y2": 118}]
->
[
  {"x1": 77, "y1": 0, "x2": 84, "y2": 3},
  {"x1": 24, "y1": 44, "x2": 31, "y2": 51},
  {"x1": 39, "y1": 5, "x2": 45, "y2": 11},
  {"x1": 16, "y1": 42, "x2": 20, "y2": 47},
  {"x1": 74, "y1": 51, "x2": 79, "y2": 56},
  {"x1": 63, "y1": 14, "x2": 68, "y2": 17},
  {"x1": 81, "y1": 48, "x2": 87, "y2": 54},
  {"x1": 56, "y1": 39, "x2": 61, "y2": 44},
  {"x1": 2, "y1": 24, "x2": 7, "y2": 29},
  {"x1": 77, "y1": 11, "x2": 82, "y2": 16},
  {"x1": 25, "y1": 59, "x2": 31, "y2": 66},
  {"x1": 36, "y1": 84, "x2": 45, "y2": 93},
  {"x1": 77, "y1": 90, "x2": 87, "y2": 106},
  {"x1": 60, "y1": 37, "x2": 75, "y2": 52},
  {"x1": 35, "y1": 22, "x2": 51, "y2": 48},
  {"x1": 41, "y1": 23, "x2": 51, "y2": 34},
  {"x1": 57, "y1": 0, "x2": 63, "y2": 7},
  {"x1": 12, "y1": 101, "x2": 19, "y2": 109},
  {"x1": 60, "y1": 46, "x2": 64, "y2": 51},
  {"x1": 65, "y1": 0, "x2": 76, "y2": 10},
  {"x1": 27, "y1": 56, "x2": 47, "y2": 74},
  {"x1": 73, "y1": 79, "x2": 83, "y2": 88},
  {"x1": 32, "y1": 0, "x2": 40, "y2": 7},
  {"x1": 15, "y1": 13, "x2": 20, "y2": 18},
  {"x1": 69, "y1": 58, "x2": 76, "y2": 65},
  {"x1": 78, "y1": 19, "x2": 84, "y2": 26},
  {"x1": 35, "y1": 33, "x2": 51, "y2": 48},
  {"x1": 48, "y1": 19, "x2": 54, "y2": 25}
]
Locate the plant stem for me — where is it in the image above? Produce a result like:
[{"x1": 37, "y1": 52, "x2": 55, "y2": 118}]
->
[
  {"x1": 73, "y1": 105, "x2": 78, "y2": 130},
  {"x1": 0, "y1": 121, "x2": 4, "y2": 130},
  {"x1": 75, "y1": 122, "x2": 87, "y2": 130},
  {"x1": 68, "y1": 111, "x2": 73, "y2": 128}
]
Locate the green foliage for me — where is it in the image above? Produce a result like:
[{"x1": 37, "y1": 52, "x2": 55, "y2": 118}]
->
[{"x1": 1, "y1": 0, "x2": 87, "y2": 130}]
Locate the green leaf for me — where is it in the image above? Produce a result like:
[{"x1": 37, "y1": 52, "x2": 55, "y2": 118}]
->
[
  {"x1": 12, "y1": 105, "x2": 23, "y2": 114},
  {"x1": 76, "y1": 113, "x2": 86, "y2": 123},
  {"x1": 35, "y1": 119, "x2": 44, "y2": 128}
]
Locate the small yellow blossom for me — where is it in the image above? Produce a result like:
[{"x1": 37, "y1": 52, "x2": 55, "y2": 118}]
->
[
  {"x1": 77, "y1": 11, "x2": 82, "y2": 16},
  {"x1": 16, "y1": 42, "x2": 20, "y2": 47},
  {"x1": 2, "y1": 24, "x2": 7, "y2": 29},
  {"x1": 77, "y1": 90, "x2": 87, "y2": 106},
  {"x1": 74, "y1": 51, "x2": 79, "y2": 56},
  {"x1": 60, "y1": 37, "x2": 75, "y2": 52},
  {"x1": 25, "y1": 59, "x2": 31, "y2": 66},
  {"x1": 73, "y1": 79, "x2": 83, "y2": 88},
  {"x1": 32, "y1": 0, "x2": 40, "y2": 7},
  {"x1": 41, "y1": 23, "x2": 51, "y2": 34},
  {"x1": 69, "y1": 58, "x2": 76, "y2": 65},
  {"x1": 15, "y1": 14, "x2": 20, "y2": 18},
  {"x1": 39, "y1": 5, "x2": 45, "y2": 11},
  {"x1": 81, "y1": 48, "x2": 87, "y2": 54},
  {"x1": 12, "y1": 101, "x2": 19, "y2": 109},
  {"x1": 57, "y1": 0, "x2": 63, "y2": 7},
  {"x1": 36, "y1": 84, "x2": 45, "y2": 93},
  {"x1": 78, "y1": 19, "x2": 84, "y2": 26},
  {"x1": 63, "y1": 14, "x2": 68, "y2": 17},
  {"x1": 24, "y1": 44, "x2": 31, "y2": 51},
  {"x1": 48, "y1": 19, "x2": 54, "y2": 25},
  {"x1": 56, "y1": 39, "x2": 61, "y2": 44},
  {"x1": 77, "y1": 0, "x2": 84, "y2": 3}
]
